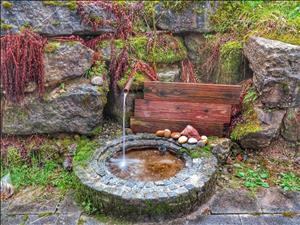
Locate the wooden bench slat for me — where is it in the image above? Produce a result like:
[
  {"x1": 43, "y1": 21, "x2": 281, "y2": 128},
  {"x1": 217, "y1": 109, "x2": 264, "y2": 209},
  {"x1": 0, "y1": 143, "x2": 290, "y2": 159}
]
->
[
  {"x1": 144, "y1": 81, "x2": 242, "y2": 104},
  {"x1": 130, "y1": 117, "x2": 225, "y2": 136},
  {"x1": 134, "y1": 99, "x2": 232, "y2": 123}
]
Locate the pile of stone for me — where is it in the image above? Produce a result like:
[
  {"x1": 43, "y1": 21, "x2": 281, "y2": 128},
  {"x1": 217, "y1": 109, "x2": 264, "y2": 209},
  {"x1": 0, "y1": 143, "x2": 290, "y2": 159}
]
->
[{"x1": 155, "y1": 125, "x2": 208, "y2": 147}]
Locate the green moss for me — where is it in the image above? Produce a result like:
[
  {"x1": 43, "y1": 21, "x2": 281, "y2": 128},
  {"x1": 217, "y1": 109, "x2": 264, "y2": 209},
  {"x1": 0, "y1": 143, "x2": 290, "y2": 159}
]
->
[
  {"x1": 230, "y1": 88, "x2": 262, "y2": 140},
  {"x1": 38, "y1": 212, "x2": 54, "y2": 218},
  {"x1": 42, "y1": 0, "x2": 77, "y2": 11},
  {"x1": 217, "y1": 41, "x2": 243, "y2": 84},
  {"x1": 20, "y1": 214, "x2": 29, "y2": 225},
  {"x1": 230, "y1": 121, "x2": 262, "y2": 141},
  {"x1": 90, "y1": 126, "x2": 102, "y2": 136},
  {"x1": 73, "y1": 138, "x2": 99, "y2": 167},
  {"x1": 2, "y1": 1, "x2": 13, "y2": 9},
  {"x1": 85, "y1": 60, "x2": 107, "y2": 79},
  {"x1": 117, "y1": 70, "x2": 147, "y2": 90},
  {"x1": 281, "y1": 82, "x2": 290, "y2": 94},
  {"x1": 44, "y1": 41, "x2": 61, "y2": 53},
  {"x1": 97, "y1": 84, "x2": 108, "y2": 106},
  {"x1": 282, "y1": 211, "x2": 297, "y2": 218},
  {"x1": 98, "y1": 34, "x2": 187, "y2": 64},
  {"x1": 130, "y1": 35, "x2": 187, "y2": 64},
  {"x1": 179, "y1": 145, "x2": 212, "y2": 159},
  {"x1": 0, "y1": 23, "x2": 13, "y2": 30}
]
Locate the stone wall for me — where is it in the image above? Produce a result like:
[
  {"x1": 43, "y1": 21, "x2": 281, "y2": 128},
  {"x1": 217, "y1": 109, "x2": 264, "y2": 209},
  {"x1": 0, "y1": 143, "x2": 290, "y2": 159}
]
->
[
  {"x1": 237, "y1": 37, "x2": 300, "y2": 149},
  {"x1": 3, "y1": 1, "x2": 293, "y2": 140}
]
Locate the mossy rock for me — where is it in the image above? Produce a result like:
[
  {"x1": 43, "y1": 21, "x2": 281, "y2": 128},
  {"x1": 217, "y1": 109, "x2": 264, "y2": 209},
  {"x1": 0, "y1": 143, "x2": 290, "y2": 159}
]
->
[
  {"x1": 217, "y1": 41, "x2": 243, "y2": 84},
  {"x1": 42, "y1": 0, "x2": 77, "y2": 11},
  {"x1": 97, "y1": 34, "x2": 187, "y2": 64}
]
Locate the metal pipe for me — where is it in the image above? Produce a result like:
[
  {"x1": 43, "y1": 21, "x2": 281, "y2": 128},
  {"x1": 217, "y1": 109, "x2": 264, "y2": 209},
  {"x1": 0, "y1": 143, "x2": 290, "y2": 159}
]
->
[{"x1": 124, "y1": 76, "x2": 135, "y2": 93}]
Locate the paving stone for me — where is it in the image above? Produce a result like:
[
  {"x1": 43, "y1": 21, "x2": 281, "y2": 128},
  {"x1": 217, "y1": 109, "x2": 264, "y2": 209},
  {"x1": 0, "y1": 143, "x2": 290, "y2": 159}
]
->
[
  {"x1": 58, "y1": 192, "x2": 82, "y2": 214},
  {"x1": 26, "y1": 214, "x2": 58, "y2": 225},
  {"x1": 240, "y1": 214, "x2": 300, "y2": 225},
  {"x1": 257, "y1": 187, "x2": 300, "y2": 213},
  {"x1": 210, "y1": 189, "x2": 261, "y2": 214},
  {"x1": 78, "y1": 214, "x2": 105, "y2": 225},
  {"x1": 56, "y1": 212, "x2": 81, "y2": 225},
  {"x1": 187, "y1": 215, "x2": 242, "y2": 225},
  {"x1": 1, "y1": 215, "x2": 27, "y2": 225},
  {"x1": 7, "y1": 187, "x2": 61, "y2": 215}
]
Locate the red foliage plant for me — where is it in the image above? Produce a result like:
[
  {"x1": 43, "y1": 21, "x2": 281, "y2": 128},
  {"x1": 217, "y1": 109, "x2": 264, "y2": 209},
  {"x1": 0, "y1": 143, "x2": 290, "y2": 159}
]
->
[
  {"x1": 0, "y1": 29, "x2": 47, "y2": 102},
  {"x1": 181, "y1": 59, "x2": 197, "y2": 83},
  {"x1": 109, "y1": 46, "x2": 130, "y2": 94},
  {"x1": 128, "y1": 60, "x2": 158, "y2": 82},
  {"x1": 51, "y1": 35, "x2": 86, "y2": 45},
  {"x1": 76, "y1": 0, "x2": 142, "y2": 40}
]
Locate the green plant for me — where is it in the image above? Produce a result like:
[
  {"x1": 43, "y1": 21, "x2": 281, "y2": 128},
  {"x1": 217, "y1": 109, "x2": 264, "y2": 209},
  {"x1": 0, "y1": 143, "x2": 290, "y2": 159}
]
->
[
  {"x1": 236, "y1": 168, "x2": 270, "y2": 189},
  {"x1": 44, "y1": 41, "x2": 61, "y2": 53},
  {"x1": 59, "y1": 83, "x2": 65, "y2": 90},
  {"x1": 85, "y1": 61, "x2": 107, "y2": 79},
  {"x1": 5, "y1": 146, "x2": 23, "y2": 167},
  {"x1": 82, "y1": 199, "x2": 97, "y2": 215},
  {"x1": 2, "y1": 1, "x2": 13, "y2": 9},
  {"x1": 243, "y1": 88, "x2": 258, "y2": 108},
  {"x1": 277, "y1": 172, "x2": 300, "y2": 191}
]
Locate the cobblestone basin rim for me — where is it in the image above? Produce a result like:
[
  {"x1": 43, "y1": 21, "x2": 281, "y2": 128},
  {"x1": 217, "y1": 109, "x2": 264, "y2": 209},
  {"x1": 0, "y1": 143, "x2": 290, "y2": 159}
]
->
[{"x1": 75, "y1": 133, "x2": 218, "y2": 221}]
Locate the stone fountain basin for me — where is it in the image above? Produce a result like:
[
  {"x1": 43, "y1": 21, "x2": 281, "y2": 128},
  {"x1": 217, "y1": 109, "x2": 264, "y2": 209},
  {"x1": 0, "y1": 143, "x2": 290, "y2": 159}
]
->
[{"x1": 75, "y1": 134, "x2": 218, "y2": 221}]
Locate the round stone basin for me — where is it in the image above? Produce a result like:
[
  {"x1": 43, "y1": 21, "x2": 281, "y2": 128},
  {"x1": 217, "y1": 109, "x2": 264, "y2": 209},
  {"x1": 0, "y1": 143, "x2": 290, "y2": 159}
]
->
[
  {"x1": 107, "y1": 148, "x2": 185, "y2": 181},
  {"x1": 75, "y1": 134, "x2": 218, "y2": 222}
]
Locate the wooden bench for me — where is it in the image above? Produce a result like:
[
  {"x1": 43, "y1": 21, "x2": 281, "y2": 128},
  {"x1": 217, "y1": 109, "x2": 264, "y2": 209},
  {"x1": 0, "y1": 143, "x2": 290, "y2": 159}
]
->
[{"x1": 130, "y1": 81, "x2": 242, "y2": 137}]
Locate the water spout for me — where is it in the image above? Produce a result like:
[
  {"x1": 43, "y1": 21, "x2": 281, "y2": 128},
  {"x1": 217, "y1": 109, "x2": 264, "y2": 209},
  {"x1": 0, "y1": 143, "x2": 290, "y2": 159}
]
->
[{"x1": 124, "y1": 76, "x2": 135, "y2": 93}]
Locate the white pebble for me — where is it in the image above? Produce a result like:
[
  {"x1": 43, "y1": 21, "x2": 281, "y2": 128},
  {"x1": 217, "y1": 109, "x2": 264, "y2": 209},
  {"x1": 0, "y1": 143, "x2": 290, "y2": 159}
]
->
[{"x1": 188, "y1": 137, "x2": 198, "y2": 144}]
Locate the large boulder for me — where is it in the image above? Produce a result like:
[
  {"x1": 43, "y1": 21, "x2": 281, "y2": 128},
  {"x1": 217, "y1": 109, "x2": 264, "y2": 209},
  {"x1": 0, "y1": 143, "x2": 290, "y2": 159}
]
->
[
  {"x1": 2, "y1": 82, "x2": 107, "y2": 135},
  {"x1": 244, "y1": 37, "x2": 300, "y2": 108},
  {"x1": 0, "y1": 1, "x2": 114, "y2": 36},
  {"x1": 44, "y1": 41, "x2": 94, "y2": 87},
  {"x1": 156, "y1": 2, "x2": 212, "y2": 33},
  {"x1": 281, "y1": 107, "x2": 300, "y2": 142},
  {"x1": 239, "y1": 105, "x2": 286, "y2": 149}
]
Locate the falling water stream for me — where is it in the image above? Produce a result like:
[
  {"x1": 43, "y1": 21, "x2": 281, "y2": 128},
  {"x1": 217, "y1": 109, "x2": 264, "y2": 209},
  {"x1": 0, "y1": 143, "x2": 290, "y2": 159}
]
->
[{"x1": 120, "y1": 91, "x2": 128, "y2": 169}]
